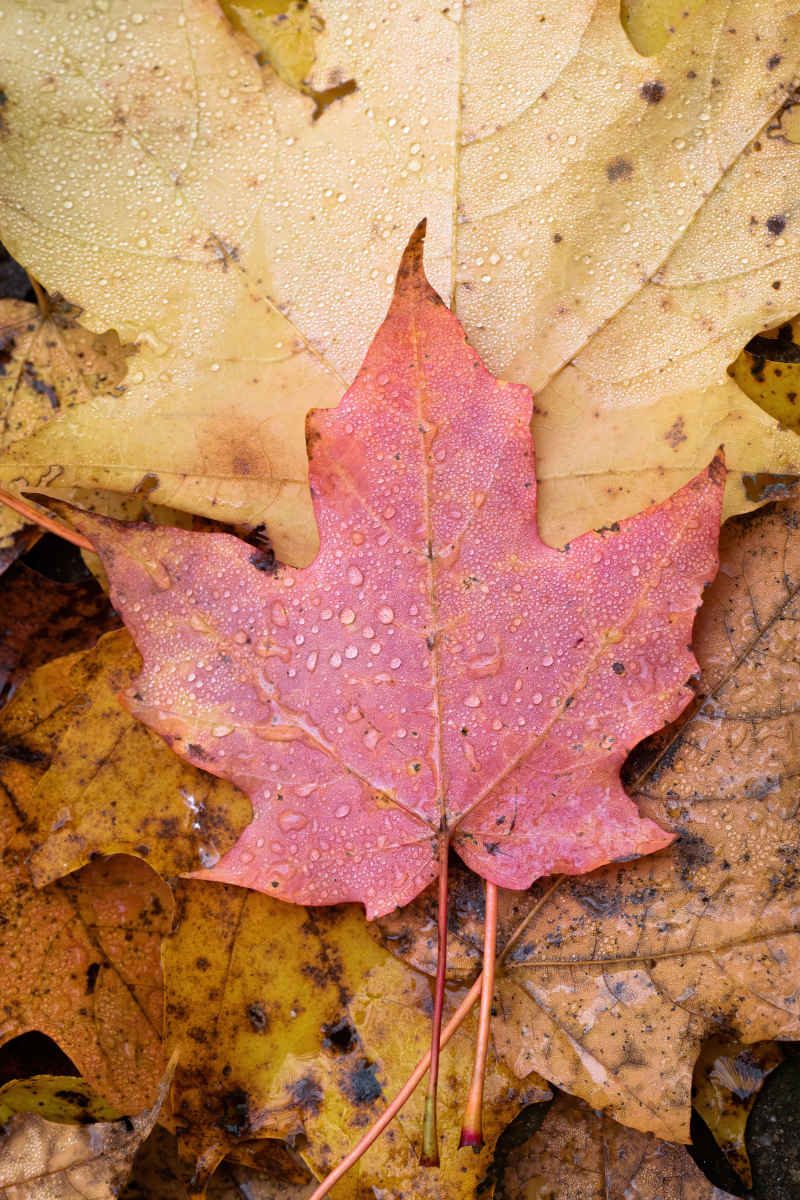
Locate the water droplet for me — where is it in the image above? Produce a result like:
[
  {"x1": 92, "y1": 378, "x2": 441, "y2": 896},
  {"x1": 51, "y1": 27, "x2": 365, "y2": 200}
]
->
[
  {"x1": 306, "y1": 651, "x2": 318, "y2": 671},
  {"x1": 330, "y1": 651, "x2": 343, "y2": 668},
  {"x1": 346, "y1": 705, "x2": 361, "y2": 723},
  {"x1": 296, "y1": 783, "x2": 318, "y2": 798},
  {"x1": 278, "y1": 810, "x2": 308, "y2": 832},
  {"x1": 390, "y1": 657, "x2": 402, "y2": 670},
  {"x1": 465, "y1": 694, "x2": 481, "y2": 708},
  {"x1": 234, "y1": 631, "x2": 248, "y2": 644},
  {"x1": 542, "y1": 654, "x2": 554, "y2": 667},
  {"x1": 378, "y1": 606, "x2": 394, "y2": 624},
  {"x1": 363, "y1": 727, "x2": 381, "y2": 750},
  {"x1": 335, "y1": 803, "x2": 351, "y2": 818},
  {"x1": 272, "y1": 602, "x2": 288, "y2": 627},
  {"x1": 532, "y1": 692, "x2": 543, "y2": 705},
  {"x1": 213, "y1": 724, "x2": 234, "y2": 737},
  {"x1": 340, "y1": 607, "x2": 356, "y2": 625},
  {"x1": 347, "y1": 565, "x2": 364, "y2": 586},
  {"x1": 467, "y1": 646, "x2": 503, "y2": 678},
  {"x1": 383, "y1": 504, "x2": 396, "y2": 519},
  {"x1": 462, "y1": 741, "x2": 479, "y2": 769},
  {"x1": 376, "y1": 370, "x2": 390, "y2": 385}
]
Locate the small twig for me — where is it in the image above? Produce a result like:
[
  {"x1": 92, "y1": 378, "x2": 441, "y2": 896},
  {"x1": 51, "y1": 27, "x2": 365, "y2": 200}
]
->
[{"x1": 0, "y1": 487, "x2": 93, "y2": 551}]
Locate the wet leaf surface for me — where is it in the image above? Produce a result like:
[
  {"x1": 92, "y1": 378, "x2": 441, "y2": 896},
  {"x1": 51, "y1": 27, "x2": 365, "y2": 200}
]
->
[
  {"x1": 0, "y1": 296, "x2": 130, "y2": 553},
  {"x1": 60, "y1": 228, "x2": 722, "y2": 919},
  {"x1": 0, "y1": 629, "x2": 252, "y2": 886},
  {"x1": 0, "y1": 694, "x2": 171, "y2": 1112},
  {"x1": 481, "y1": 491, "x2": 800, "y2": 1142},
  {"x1": 0, "y1": 1076, "x2": 122, "y2": 1126},
  {"x1": 0, "y1": 1059, "x2": 171, "y2": 1200},
  {"x1": 499, "y1": 1090, "x2": 736, "y2": 1200},
  {"x1": 162, "y1": 880, "x2": 548, "y2": 1194},
  {"x1": 1, "y1": 2, "x2": 797, "y2": 556}
]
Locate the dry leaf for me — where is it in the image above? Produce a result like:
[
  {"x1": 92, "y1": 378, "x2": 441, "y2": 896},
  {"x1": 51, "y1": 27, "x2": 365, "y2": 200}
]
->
[
  {"x1": 1, "y1": 1, "x2": 799, "y2": 559},
  {"x1": 0, "y1": 697, "x2": 171, "y2": 1112},
  {"x1": 484, "y1": 490, "x2": 800, "y2": 1142},
  {"x1": 692, "y1": 1037, "x2": 783, "y2": 1188},
  {"x1": 0, "y1": 1059, "x2": 172, "y2": 1200},
  {"x1": 121, "y1": 1124, "x2": 316, "y2": 1200},
  {"x1": 0, "y1": 297, "x2": 129, "y2": 551},
  {"x1": 163, "y1": 880, "x2": 549, "y2": 1194},
  {"x1": 2, "y1": 629, "x2": 252, "y2": 886},
  {"x1": 499, "y1": 1091, "x2": 736, "y2": 1200}
]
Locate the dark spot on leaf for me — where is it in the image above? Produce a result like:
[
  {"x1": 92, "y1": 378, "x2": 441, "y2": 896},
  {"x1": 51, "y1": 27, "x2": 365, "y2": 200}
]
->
[
  {"x1": 246, "y1": 1002, "x2": 269, "y2": 1031},
  {"x1": 195, "y1": 957, "x2": 210, "y2": 971},
  {"x1": 606, "y1": 157, "x2": 632, "y2": 182},
  {"x1": 187, "y1": 743, "x2": 207, "y2": 759},
  {"x1": 0, "y1": 741, "x2": 49, "y2": 766},
  {"x1": 85, "y1": 962, "x2": 101, "y2": 994},
  {"x1": 311, "y1": 77, "x2": 358, "y2": 121},
  {"x1": 675, "y1": 832, "x2": 713, "y2": 883},
  {"x1": 767, "y1": 54, "x2": 782, "y2": 70},
  {"x1": 220, "y1": 1087, "x2": 250, "y2": 1135},
  {"x1": 639, "y1": 80, "x2": 665, "y2": 103},
  {"x1": 344, "y1": 1059, "x2": 383, "y2": 1106},
  {"x1": 292, "y1": 1076, "x2": 323, "y2": 1115},
  {"x1": 612, "y1": 662, "x2": 625, "y2": 675},
  {"x1": 54, "y1": 1089, "x2": 90, "y2": 1107},
  {"x1": 552, "y1": 232, "x2": 562, "y2": 243},
  {"x1": 767, "y1": 214, "x2": 786, "y2": 236},
  {"x1": 323, "y1": 1017, "x2": 357, "y2": 1054}
]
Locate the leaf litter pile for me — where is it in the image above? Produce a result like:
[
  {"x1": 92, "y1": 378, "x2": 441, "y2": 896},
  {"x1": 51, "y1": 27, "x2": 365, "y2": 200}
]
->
[{"x1": 1, "y1": 2, "x2": 800, "y2": 1198}]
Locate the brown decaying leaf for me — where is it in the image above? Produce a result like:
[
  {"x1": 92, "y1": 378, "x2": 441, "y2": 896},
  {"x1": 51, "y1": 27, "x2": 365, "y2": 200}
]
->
[
  {"x1": 0, "y1": 561, "x2": 119, "y2": 701},
  {"x1": 120, "y1": 1125, "x2": 316, "y2": 1200},
  {"x1": 692, "y1": 1037, "x2": 783, "y2": 1188},
  {"x1": 499, "y1": 1091, "x2": 736, "y2": 1200},
  {"x1": 0, "y1": 297, "x2": 130, "y2": 551},
  {"x1": 0, "y1": 685, "x2": 171, "y2": 1112},
  {"x1": 3, "y1": 629, "x2": 252, "y2": 886},
  {"x1": 163, "y1": 879, "x2": 548, "y2": 1195},
  {"x1": 484, "y1": 491, "x2": 800, "y2": 1143},
  {"x1": 0, "y1": 1058, "x2": 172, "y2": 1200},
  {"x1": 1, "y1": 1, "x2": 799, "y2": 562}
]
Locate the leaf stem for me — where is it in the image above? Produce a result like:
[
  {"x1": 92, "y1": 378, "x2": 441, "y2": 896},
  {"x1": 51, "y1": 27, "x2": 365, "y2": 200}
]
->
[
  {"x1": 306, "y1": 874, "x2": 565, "y2": 1200},
  {"x1": 0, "y1": 488, "x2": 94, "y2": 552},
  {"x1": 459, "y1": 880, "x2": 497, "y2": 1148},
  {"x1": 307, "y1": 972, "x2": 484, "y2": 1200},
  {"x1": 30, "y1": 276, "x2": 51, "y2": 317},
  {"x1": 420, "y1": 846, "x2": 450, "y2": 1166}
]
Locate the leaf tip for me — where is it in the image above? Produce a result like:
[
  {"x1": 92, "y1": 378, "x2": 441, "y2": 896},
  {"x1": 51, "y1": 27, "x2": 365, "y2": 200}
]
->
[{"x1": 395, "y1": 218, "x2": 428, "y2": 291}]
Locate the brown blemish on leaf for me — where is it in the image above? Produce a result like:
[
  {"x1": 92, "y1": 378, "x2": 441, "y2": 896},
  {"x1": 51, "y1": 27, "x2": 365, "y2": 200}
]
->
[
  {"x1": 639, "y1": 81, "x2": 665, "y2": 103},
  {"x1": 664, "y1": 416, "x2": 687, "y2": 449},
  {"x1": 606, "y1": 156, "x2": 633, "y2": 182}
]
